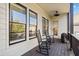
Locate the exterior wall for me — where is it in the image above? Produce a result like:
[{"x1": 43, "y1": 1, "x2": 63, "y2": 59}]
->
[
  {"x1": 49, "y1": 19, "x2": 53, "y2": 35},
  {"x1": 52, "y1": 14, "x2": 67, "y2": 38},
  {"x1": 0, "y1": 3, "x2": 9, "y2": 55},
  {"x1": 58, "y1": 14, "x2": 67, "y2": 38},
  {"x1": 0, "y1": 3, "x2": 52, "y2": 56}
]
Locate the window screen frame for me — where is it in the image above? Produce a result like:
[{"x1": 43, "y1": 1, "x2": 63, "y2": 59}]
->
[
  {"x1": 42, "y1": 17, "x2": 49, "y2": 36},
  {"x1": 9, "y1": 3, "x2": 27, "y2": 45},
  {"x1": 29, "y1": 9, "x2": 38, "y2": 39}
]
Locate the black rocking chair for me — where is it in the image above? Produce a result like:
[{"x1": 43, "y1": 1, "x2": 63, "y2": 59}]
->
[
  {"x1": 45, "y1": 33, "x2": 54, "y2": 45},
  {"x1": 45, "y1": 32, "x2": 52, "y2": 45},
  {"x1": 36, "y1": 30, "x2": 50, "y2": 55}
]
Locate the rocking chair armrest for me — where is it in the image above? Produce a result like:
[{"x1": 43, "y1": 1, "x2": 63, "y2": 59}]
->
[{"x1": 41, "y1": 41, "x2": 49, "y2": 47}]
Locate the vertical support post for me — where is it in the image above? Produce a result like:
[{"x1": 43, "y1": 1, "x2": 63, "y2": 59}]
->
[{"x1": 69, "y1": 3, "x2": 73, "y2": 34}]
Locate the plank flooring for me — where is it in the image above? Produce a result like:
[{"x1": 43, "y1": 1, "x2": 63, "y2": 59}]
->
[{"x1": 22, "y1": 39, "x2": 73, "y2": 56}]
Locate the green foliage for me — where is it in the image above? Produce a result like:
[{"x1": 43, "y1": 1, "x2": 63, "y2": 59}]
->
[{"x1": 10, "y1": 22, "x2": 25, "y2": 33}]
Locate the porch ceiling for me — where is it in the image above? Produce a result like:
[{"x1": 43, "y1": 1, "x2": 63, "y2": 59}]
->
[{"x1": 37, "y1": 3, "x2": 70, "y2": 16}]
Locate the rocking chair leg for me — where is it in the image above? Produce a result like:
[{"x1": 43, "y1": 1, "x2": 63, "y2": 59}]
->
[
  {"x1": 47, "y1": 48, "x2": 49, "y2": 55},
  {"x1": 36, "y1": 50, "x2": 49, "y2": 56}
]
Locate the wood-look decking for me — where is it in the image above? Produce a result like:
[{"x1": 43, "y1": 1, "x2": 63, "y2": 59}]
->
[{"x1": 22, "y1": 39, "x2": 74, "y2": 56}]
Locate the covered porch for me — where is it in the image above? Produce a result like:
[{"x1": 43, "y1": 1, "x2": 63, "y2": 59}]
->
[{"x1": 0, "y1": 3, "x2": 79, "y2": 56}]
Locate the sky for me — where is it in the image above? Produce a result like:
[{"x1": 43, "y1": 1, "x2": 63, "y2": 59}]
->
[
  {"x1": 13, "y1": 10, "x2": 26, "y2": 24},
  {"x1": 13, "y1": 10, "x2": 36, "y2": 25},
  {"x1": 73, "y1": 3, "x2": 79, "y2": 15}
]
